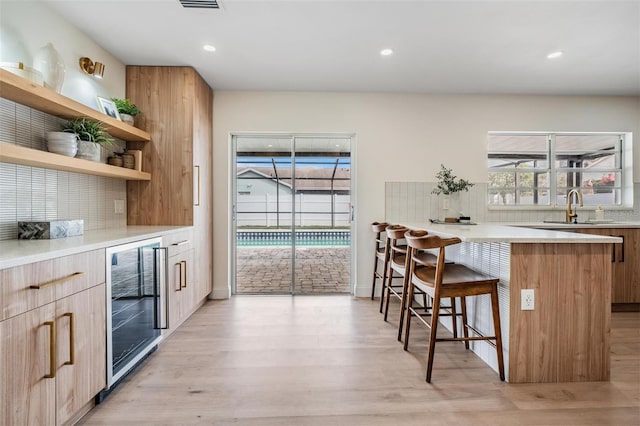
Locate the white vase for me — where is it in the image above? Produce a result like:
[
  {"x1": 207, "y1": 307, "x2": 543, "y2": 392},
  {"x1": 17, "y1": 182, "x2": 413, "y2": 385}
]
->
[
  {"x1": 447, "y1": 192, "x2": 461, "y2": 219},
  {"x1": 439, "y1": 193, "x2": 461, "y2": 220},
  {"x1": 76, "y1": 140, "x2": 101, "y2": 162},
  {"x1": 33, "y1": 43, "x2": 65, "y2": 93}
]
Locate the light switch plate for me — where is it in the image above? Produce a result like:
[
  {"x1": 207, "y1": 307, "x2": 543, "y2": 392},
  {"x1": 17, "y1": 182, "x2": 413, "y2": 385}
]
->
[{"x1": 114, "y1": 199, "x2": 125, "y2": 214}]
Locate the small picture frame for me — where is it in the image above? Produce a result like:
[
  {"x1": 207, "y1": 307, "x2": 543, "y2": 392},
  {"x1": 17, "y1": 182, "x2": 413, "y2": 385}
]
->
[{"x1": 96, "y1": 96, "x2": 121, "y2": 121}]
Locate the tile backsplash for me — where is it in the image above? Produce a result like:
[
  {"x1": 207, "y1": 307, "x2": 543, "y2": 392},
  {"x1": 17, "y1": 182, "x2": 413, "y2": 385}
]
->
[
  {"x1": 385, "y1": 182, "x2": 640, "y2": 224},
  {"x1": 0, "y1": 98, "x2": 127, "y2": 241}
]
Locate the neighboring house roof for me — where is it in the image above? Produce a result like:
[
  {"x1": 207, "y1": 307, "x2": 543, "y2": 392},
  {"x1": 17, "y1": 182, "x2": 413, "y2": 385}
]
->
[
  {"x1": 237, "y1": 167, "x2": 350, "y2": 191},
  {"x1": 237, "y1": 168, "x2": 293, "y2": 189}
]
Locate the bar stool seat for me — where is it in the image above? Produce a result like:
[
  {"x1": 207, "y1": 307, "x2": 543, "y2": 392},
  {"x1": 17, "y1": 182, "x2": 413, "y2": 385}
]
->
[{"x1": 403, "y1": 229, "x2": 505, "y2": 383}]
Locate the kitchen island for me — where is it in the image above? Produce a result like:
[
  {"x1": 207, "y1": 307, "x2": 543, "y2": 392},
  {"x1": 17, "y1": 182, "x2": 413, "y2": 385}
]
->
[{"x1": 401, "y1": 222, "x2": 621, "y2": 383}]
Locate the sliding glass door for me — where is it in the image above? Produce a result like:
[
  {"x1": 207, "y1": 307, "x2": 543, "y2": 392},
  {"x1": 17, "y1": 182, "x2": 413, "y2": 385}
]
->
[{"x1": 233, "y1": 134, "x2": 352, "y2": 295}]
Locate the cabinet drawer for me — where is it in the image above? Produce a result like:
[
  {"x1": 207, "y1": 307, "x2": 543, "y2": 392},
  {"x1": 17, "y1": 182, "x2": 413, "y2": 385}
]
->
[
  {"x1": 164, "y1": 229, "x2": 193, "y2": 257},
  {"x1": 0, "y1": 250, "x2": 105, "y2": 321}
]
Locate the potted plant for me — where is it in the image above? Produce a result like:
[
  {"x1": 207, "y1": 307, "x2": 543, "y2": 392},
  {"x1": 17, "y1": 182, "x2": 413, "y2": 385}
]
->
[
  {"x1": 431, "y1": 164, "x2": 474, "y2": 220},
  {"x1": 111, "y1": 98, "x2": 140, "y2": 126},
  {"x1": 63, "y1": 118, "x2": 114, "y2": 162}
]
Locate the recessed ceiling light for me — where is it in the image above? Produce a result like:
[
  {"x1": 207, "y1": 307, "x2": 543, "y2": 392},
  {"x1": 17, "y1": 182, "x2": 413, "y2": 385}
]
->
[
  {"x1": 547, "y1": 51, "x2": 563, "y2": 59},
  {"x1": 380, "y1": 48, "x2": 393, "y2": 56},
  {"x1": 203, "y1": 44, "x2": 216, "y2": 52},
  {"x1": 267, "y1": 144, "x2": 273, "y2": 148},
  {"x1": 335, "y1": 144, "x2": 340, "y2": 147}
]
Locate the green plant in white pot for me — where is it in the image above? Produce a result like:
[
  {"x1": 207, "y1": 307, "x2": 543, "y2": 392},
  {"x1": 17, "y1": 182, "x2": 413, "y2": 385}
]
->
[
  {"x1": 111, "y1": 98, "x2": 140, "y2": 126},
  {"x1": 431, "y1": 164, "x2": 474, "y2": 220},
  {"x1": 63, "y1": 118, "x2": 114, "y2": 162}
]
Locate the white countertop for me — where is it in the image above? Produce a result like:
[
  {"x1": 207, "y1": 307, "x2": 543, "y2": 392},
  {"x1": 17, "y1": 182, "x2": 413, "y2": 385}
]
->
[
  {"x1": 402, "y1": 222, "x2": 624, "y2": 243},
  {"x1": 508, "y1": 221, "x2": 640, "y2": 229},
  {"x1": 0, "y1": 226, "x2": 191, "y2": 269}
]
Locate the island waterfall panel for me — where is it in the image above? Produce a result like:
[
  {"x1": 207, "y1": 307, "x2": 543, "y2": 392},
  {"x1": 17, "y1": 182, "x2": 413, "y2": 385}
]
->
[{"x1": 509, "y1": 243, "x2": 611, "y2": 383}]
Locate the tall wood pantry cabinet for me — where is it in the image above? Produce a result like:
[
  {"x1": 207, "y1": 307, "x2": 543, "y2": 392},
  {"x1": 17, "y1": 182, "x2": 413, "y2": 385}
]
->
[{"x1": 126, "y1": 66, "x2": 213, "y2": 326}]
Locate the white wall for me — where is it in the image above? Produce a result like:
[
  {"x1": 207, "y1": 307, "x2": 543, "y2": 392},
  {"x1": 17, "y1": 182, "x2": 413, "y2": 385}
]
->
[
  {"x1": 0, "y1": 0, "x2": 126, "y2": 107},
  {"x1": 212, "y1": 92, "x2": 640, "y2": 298}
]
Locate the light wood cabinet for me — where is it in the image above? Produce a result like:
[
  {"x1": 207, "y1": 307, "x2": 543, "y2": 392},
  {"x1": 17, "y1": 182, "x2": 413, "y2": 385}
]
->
[
  {"x1": 0, "y1": 251, "x2": 106, "y2": 426},
  {"x1": 0, "y1": 284, "x2": 106, "y2": 426},
  {"x1": 163, "y1": 230, "x2": 197, "y2": 335},
  {"x1": 0, "y1": 302, "x2": 56, "y2": 425},
  {"x1": 126, "y1": 66, "x2": 213, "y2": 320},
  {"x1": 167, "y1": 249, "x2": 195, "y2": 335},
  {"x1": 574, "y1": 228, "x2": 640, "y2": 305},
  {"x1": 55, "y1": 285, "x2": 106, "y2": 425}
]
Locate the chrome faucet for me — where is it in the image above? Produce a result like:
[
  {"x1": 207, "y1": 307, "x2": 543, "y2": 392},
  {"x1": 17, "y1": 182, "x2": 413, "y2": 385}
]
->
[{"x1": 566, "y1": 189, "x2": 583, "y2": 223}]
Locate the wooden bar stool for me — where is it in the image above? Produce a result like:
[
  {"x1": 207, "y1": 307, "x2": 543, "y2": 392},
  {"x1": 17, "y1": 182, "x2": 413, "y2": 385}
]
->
[
  {"x1": 383, "y1": 226, "x2": 436, "y2": 336},
  {"x1": 403, "y1": 229, "x2": 505, "y2": 383},
  {"x1": 370, "y1": 222, "x2": 390, "y2": 302}
]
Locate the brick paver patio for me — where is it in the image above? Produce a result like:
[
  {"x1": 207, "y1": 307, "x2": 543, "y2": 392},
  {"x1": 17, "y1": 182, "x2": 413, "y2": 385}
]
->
[{"x1": 236, "y1": 246, "x2": 350, "y2": 293}]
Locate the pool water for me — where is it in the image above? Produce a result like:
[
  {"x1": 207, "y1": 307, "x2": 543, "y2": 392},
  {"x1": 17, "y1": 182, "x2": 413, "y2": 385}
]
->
[{"x1": 237, "y1": 231, "x2": 350, "y2": 247}]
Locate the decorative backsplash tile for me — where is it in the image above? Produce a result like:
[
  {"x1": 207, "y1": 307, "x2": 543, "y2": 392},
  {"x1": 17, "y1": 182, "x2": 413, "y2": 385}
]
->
[
  {"x1": 0, "y1": 98, "x2": 127, "y2": 240},
  {"x1": 385, "y1": 182, "x2": 640, "y2": 224}
]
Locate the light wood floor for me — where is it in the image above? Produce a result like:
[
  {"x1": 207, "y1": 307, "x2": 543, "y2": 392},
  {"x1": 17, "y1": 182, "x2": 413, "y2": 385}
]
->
[{"x1": 80, "y1": 296, "x2": 640, "y2": 425}]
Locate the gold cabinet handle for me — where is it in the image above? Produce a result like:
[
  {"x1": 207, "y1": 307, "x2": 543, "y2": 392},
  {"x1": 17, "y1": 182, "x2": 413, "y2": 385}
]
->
[
  {"x1": 176, "y1": 262, "x2": 183, "y2": 291},
  {"x1": 44, "y1": 320, "x2": 56, "y2": 379},
  {"x1": 63, "y1": 313, "x2": 74, "y2": 365},
  {"x1": 30, "y1": 272, "x2": 85, "y2": 289},
  {"x1": 181, "y1": 260, "x2": 187, "y2": 288},
  {"x1": 194, "y1": 165, "x2": 201, "y2": 206}
]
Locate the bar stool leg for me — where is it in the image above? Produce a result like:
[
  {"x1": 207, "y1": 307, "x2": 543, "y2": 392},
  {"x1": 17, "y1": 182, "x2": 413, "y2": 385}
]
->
[
  {"x1": 490, "y1": 286, "x2": 505, "y2": 381},
  {"x1": 379, "y1": 250, "x2": 390, "y2": 313},
  {"x1": 397, "y1": 272, "x2": 411, "y2": 341},
  {"x1": 460, "y1": 296, "x2": 470, "y2": 350},
  {"x1": 426, "y1": 296, "x2": 441, "y2": 383},
  {"x1": 371, "y1": 254, "x2": 378, "y2": 300},
  {"x1": 450, "y1": 297, "x2": 458, "y2": 339},
  {"x1": 384, "y1": 272, "x2": 394, "y2": 321},
  {"x1": 403, "y1": 281, "x2": 416, "y2": 351}
]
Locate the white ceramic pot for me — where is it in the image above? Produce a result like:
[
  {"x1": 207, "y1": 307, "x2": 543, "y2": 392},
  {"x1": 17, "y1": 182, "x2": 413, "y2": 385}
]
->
[
  {"x1": 120, "y1": 113, "x2": 135, "y2": 126},
  {"x1": 46, "y1": 131, "x2": 77, "y2": 157},
  {"x1": 76, "y1": 140, "x2": 101, "y2": 162}
]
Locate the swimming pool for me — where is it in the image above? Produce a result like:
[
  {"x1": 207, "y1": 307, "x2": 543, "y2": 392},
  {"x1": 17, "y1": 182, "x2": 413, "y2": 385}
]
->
[{"x1": 237, "y1": 230, "x2": 350, "y2": 246}]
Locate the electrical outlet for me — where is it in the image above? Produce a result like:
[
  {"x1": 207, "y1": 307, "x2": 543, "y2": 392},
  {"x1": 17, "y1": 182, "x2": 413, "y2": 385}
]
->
[
  {"x1": 521, "y1": 289, "x2": 534, "y2": 311},
  {"x1": 114, "y1": 199, "x2": 125, "y2": 214}
]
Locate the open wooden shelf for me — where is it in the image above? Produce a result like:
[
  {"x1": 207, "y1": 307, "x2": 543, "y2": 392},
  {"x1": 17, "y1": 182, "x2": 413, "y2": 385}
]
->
[
  {"x1": 0, "y1": 68, "x2": 151, "y2": 142},
  {"x1": 0, "y1": 142, "x2": 151, "y2": 181}
]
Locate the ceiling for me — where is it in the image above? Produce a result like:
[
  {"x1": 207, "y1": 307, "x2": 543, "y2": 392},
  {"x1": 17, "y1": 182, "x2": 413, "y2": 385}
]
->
[{"x1": 43, "y1": 0, "x2": 640, "y2": 95}]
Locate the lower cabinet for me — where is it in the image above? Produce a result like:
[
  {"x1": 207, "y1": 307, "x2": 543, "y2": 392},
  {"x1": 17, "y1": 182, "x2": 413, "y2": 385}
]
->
[
  {"x1": 167, "y1": 249, "x2": 195, "y2": 334},
  {"x1": 575, "y1": 228, "x2": 640, "y2": 304},
  {"x1": 0, "y1": 284, "x2": 106, "y2": 426},
  {"x1": 163, "y1": 229, "x2": 209, "y2": 337}
]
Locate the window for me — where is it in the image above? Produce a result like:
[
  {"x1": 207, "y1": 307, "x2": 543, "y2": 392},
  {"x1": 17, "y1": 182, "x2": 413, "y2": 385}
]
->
[{"x1": 488, "y1": 133, "x2": 627, "y2": 207}]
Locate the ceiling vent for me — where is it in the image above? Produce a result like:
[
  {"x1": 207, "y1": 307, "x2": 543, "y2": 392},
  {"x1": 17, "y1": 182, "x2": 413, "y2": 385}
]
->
[{"x1": 178, "y1": 0, "x2": 220, "y2": 9}]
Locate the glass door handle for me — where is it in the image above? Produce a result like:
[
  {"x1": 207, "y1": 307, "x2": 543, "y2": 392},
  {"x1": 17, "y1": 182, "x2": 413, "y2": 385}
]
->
[{"x1": 152, "y1": 247, "x2": 169, "y2": 330}]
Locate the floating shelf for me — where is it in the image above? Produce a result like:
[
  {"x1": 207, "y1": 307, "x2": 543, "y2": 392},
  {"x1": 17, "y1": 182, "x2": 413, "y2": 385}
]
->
[
  {"x1": 0, "y1": 69, "x2": 151, "y2": 142},
  {"x1": 0, "y1": 142, "x2": 151, "y2": 181}
]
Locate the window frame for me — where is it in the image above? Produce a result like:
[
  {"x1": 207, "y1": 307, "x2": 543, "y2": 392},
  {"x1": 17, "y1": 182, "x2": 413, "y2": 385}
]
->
[{"x1": 487, "y1": 131, "x2": 633, "y2": 210}]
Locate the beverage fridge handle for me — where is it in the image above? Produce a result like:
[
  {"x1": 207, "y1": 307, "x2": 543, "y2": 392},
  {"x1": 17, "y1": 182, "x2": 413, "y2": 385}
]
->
[{"x1": 153, "y1": 247, "x2": 170, "y2": 330}]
